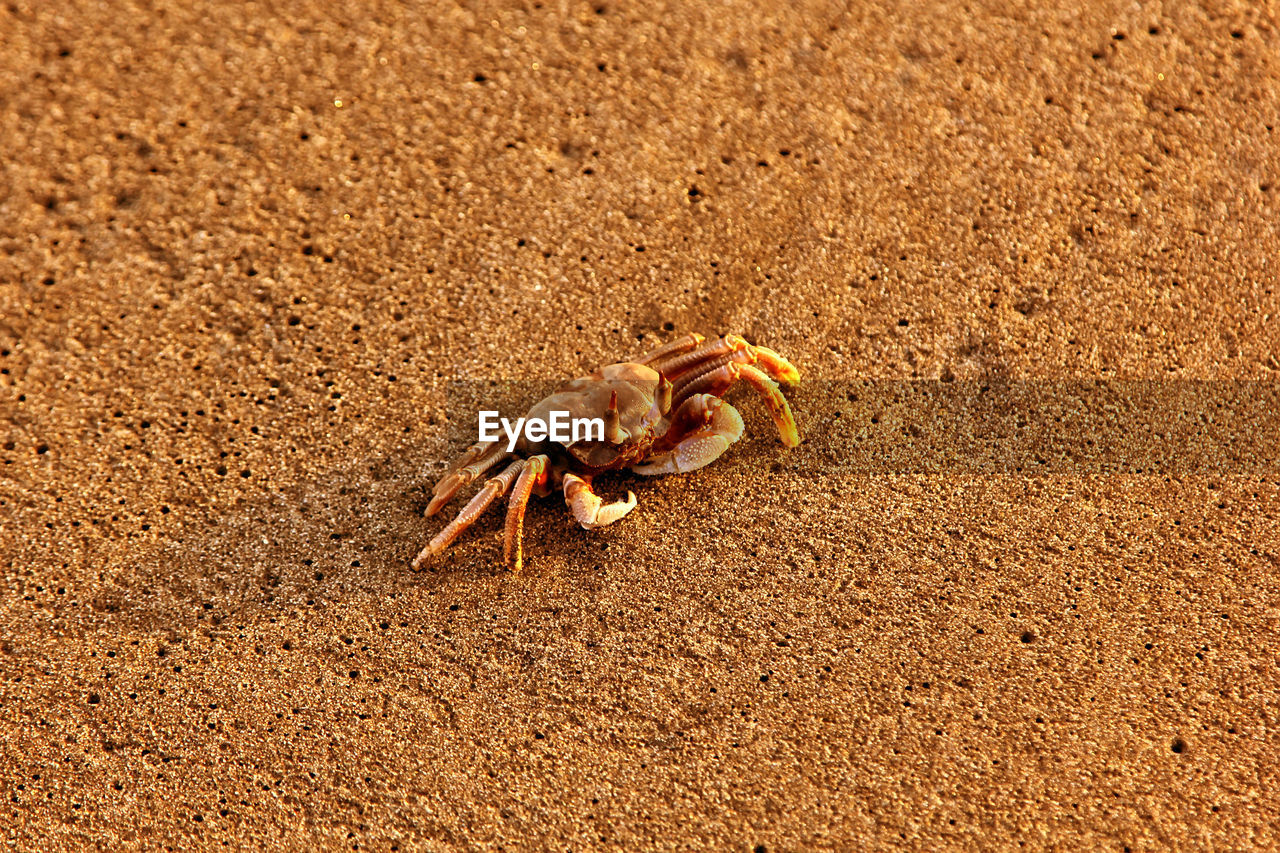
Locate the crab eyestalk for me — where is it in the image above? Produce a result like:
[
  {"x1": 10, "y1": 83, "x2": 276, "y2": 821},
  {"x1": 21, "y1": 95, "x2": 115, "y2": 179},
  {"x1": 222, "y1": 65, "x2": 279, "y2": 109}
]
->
[
  {"x1": 656, "y1": 373, "x2": 673, "y2": 416},
  {"x1": 604, "y1": 389, "x2": 624, "y2": 443}
]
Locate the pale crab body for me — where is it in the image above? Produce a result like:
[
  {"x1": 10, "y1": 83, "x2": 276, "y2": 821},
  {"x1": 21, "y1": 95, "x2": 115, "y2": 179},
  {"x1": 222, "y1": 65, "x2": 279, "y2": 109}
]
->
[
  {"x1": 515, "y1": 362, "x2": 668, "y2": 472},
  {"x1": 413, "y1": 333, "x2": 801, "y2": 571}
]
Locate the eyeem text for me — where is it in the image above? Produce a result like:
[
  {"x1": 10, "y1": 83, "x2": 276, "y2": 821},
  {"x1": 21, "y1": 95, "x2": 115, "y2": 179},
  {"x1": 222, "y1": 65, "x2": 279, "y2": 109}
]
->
[{"x1": 479, "y1": 410, "x2": 605, "y2": 452}]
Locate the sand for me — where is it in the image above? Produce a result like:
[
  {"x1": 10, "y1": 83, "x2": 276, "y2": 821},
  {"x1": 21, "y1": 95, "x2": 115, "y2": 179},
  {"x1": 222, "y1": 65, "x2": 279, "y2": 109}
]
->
[{"x1": 2, "y1": 0, "x2": 1279, "y2": 848}]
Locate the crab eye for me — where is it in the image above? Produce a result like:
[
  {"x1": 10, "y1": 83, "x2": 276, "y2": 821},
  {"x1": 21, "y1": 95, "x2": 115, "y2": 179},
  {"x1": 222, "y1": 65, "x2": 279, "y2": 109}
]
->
[{"x1": 657, "y1": 374, "x2": 673, "y2": 415}]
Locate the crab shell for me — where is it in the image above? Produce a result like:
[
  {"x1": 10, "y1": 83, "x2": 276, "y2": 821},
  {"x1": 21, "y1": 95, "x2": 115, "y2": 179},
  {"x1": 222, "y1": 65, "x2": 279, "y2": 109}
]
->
[{"x1": 515, "y1": 362, "x2": 666, "y2": 472}]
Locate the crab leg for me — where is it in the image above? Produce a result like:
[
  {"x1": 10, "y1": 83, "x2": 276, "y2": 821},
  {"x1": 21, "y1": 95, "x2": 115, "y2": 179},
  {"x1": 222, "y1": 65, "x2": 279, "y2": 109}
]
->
[
  {"x1": 563, "y1": 473, "x2": 638, "y2": 529},
  {"x1": 670, "y1": 361, "x2": 737, "y2": 405},
  {"x1": 441, "y1": 439, "x2": 492, "y2": 477},
  {"x1": 635, "y1": 332, "x2": 705, "y2": 366},
  {"x1": 736, "y1": 364, "x2": 801, "y2": 447},
  {"x1": 653, "y1": 334, "x2": 800, "y2": 388},
  {"x1": 504, "y1": 454, "x2": 549, "y2": 572},
  {"x1": 412, "y1": 458, "x2": 526, "y2": 570},
  {"x1": 650, "y1": 335, "x2": 743, "y2": 381},
  {"x1": 426, "y1": 441, "x2": 508, "y2": 517},
  {"x1": 751, "y1": 343, "x2": 801, "y2": 385},
  {"x1": 671, "y1": 362, "x2": 800, "y2": 448}
]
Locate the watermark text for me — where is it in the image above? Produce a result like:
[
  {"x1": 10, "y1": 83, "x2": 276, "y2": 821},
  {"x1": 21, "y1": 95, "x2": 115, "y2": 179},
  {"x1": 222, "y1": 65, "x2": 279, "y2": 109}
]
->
[{"x1": 479, "y1": 410, "x2": 605, "y2": 452}]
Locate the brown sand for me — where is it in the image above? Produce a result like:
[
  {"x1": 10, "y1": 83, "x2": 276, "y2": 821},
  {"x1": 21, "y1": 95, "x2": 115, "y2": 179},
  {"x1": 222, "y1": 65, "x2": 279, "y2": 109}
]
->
[{"x1": 3, "y1": 0, "x2": 1279, "y2": 848}]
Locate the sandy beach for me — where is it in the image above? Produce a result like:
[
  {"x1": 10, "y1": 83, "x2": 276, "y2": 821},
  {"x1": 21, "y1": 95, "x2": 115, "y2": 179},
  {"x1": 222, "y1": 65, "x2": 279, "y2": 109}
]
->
[{"x1": 2, "y1": 0, "x2": 1278, "y2": 847}]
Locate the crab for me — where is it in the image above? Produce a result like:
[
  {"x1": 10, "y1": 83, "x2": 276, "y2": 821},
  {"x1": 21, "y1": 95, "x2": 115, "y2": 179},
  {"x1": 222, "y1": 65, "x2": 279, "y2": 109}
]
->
[{"x1": 412, "y1": 333, "x2": 801, "y2": 571}]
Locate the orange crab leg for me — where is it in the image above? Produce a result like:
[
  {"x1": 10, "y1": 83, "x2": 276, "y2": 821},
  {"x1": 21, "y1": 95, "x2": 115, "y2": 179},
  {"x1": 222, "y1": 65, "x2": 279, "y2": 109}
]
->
[
  {"x1": 671, "y1": 362, "x2": 800, "y2": 448},
  {"x1": 441, "y1": 439, "x2": 491, "y2": 477},
  {"x1": 635, "y1": 332, "x2": 705, "y2": 366},
  {"x1": 652, "y1": 334, "x2": 747, "y2": 382},
  {"x1": 412, "y1": 458, "x2": 525, "y2": 569},
  {"x1": 504, "y1": 454, "x2": 549, "y2": 572},
  {"x1": 654, "y1": 334, "x2": 802, "y2": 388},
  {"x1": 670, "y1": 356, "x2": 742, "y2": 399},
  {"x1": 427, "y1": 441, "x2": 508, "y2": 517},
  {"x1": 751, "y1": 343, "x2": 801, "y2": 385},
  {"x1": 737, "y1": 364, "x2": 801, "y2": 447}
]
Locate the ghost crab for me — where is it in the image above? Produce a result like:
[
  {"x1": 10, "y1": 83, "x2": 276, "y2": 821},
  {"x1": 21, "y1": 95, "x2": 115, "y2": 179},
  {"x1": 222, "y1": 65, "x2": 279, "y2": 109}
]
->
[{"x1": 412, "y1": 333, "x2": 801, "y2": 571}]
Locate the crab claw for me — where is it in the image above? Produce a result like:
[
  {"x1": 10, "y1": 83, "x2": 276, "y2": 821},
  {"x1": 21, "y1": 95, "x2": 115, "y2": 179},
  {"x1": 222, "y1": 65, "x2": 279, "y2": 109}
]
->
[{"x1": 564, "y1": 473, "x2": 637, "y2": 529}]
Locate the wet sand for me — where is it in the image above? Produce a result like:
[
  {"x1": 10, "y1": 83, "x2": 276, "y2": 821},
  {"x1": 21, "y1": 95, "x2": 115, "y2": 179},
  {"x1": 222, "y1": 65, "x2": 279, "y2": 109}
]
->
[{"x1": 2, "y1": 0, "x2": 1279, "y2": 848}]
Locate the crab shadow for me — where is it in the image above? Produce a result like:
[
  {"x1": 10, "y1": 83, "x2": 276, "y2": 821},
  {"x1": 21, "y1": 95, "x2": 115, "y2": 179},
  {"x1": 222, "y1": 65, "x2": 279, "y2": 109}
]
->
[
  {"x1": 73, "y1": 378, "x2": 1280, "y2": 640},
  {"x1": 96, "y1": 434, "x2": 508, "y2": 635}
]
